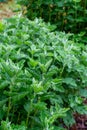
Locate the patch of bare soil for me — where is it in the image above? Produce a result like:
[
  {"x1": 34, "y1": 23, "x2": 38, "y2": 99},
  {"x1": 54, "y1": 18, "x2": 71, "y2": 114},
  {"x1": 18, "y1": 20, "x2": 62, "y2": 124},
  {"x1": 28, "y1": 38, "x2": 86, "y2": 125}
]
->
[{"x1": 0, "y1": 0, "x2": 18, "y2": 20}]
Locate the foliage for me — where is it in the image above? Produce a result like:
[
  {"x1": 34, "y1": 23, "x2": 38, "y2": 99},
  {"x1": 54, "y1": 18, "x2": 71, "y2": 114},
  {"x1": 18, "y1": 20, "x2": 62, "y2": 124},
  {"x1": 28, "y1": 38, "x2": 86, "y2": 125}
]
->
[
  {"x1": 0, "y1": 120, "x2": 26, "y2": 130},
  {"x1": 0, "y1": 16, "x2": 87, "y2": 129},
  {"x1": 16, "y1": 0, "x2": 87, "y2": 35}
]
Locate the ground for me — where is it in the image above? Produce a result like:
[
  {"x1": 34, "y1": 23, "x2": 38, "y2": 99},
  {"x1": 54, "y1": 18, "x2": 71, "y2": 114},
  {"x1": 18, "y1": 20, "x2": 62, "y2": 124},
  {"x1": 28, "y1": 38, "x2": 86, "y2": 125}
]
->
[{"x1": 0, "y1": 0, "x2": 21, "y2": 20}]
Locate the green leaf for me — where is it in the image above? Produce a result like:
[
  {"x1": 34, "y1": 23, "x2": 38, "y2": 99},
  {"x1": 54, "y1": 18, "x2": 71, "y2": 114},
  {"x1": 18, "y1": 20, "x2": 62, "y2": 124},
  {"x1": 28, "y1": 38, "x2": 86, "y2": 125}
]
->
[
  {"x1": 34, "y1": 102, "x2": 46, "y2": 110},
  {"x1": 32, "y1": 79, "x2": 44, "y2": 94},
  {"x1": 63, "y1": 78, "x2": 77, "y2": 88},
  {"x1": 29, "y1": 58, "x2": 38, "y2": 67},
  {"x1": 45, "y1": 59, "x2": 53, "y2": 70},
  {"x1": 0, "y1": 22, "x2": 4, "y2": 32},
  {"x1": 0, "y1": 81, "x2": 10, "y2": 89},
  {"x1": 80, "y1": 89, "x2": 87, "y2": 98},
  {"x1": 24, "y1": 103, "x2": 31, "y2": 113}
]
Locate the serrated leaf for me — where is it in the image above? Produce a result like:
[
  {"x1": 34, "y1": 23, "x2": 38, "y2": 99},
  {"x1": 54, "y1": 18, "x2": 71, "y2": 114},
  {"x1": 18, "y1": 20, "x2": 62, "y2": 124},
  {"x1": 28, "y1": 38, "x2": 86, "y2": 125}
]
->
[{"x1": 63, "y1": 78, "x2": 77, "y2": 88}]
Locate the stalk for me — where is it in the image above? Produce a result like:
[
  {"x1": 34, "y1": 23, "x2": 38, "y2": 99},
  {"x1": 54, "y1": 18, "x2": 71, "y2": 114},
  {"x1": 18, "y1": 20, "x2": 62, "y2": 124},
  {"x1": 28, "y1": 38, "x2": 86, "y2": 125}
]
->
[
  {"x1": 26, "y1": 99, "x2": 33, "y2": 127},
  {"x1": 48, "y1": 5, "x2": 51, "y2": 22},
  {"x1": 11, "y1": 106, "x2": 15, "y2": 122},
  {"x1": 7, "y1": 97, "x2": 11, "y2": 119},
  {"x1": 30, "y1": 110, "x2": 38, "y2": 128},
  {"x1": 60, "y1": 65, "x2": 65, "y2": 77},
  {"x1": 26, "y1": 111, "x2": 30, "y2": 126},
  {"x1": 17, "y1": 112, "x2": 20, "y2": 124},
  {"x1": 74, "y1": 1, "x2": 77, "y2": 33},
  {"x1": 7, "y1": 85, "x2": 13, "y2": 119}
]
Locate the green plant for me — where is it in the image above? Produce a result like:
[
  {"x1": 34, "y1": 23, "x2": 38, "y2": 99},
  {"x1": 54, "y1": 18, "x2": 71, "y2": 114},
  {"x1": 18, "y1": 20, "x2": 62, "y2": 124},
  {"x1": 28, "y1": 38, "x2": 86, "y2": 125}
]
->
[
  {"x1": 0, "y1": 120, "x2": 26, "y2": 130},
  {"x1": 16, "y1": 0, "x2": 87, "y2": 44},
  {"x1": 0, "y1": 16, "x2": 87, "y2": 129},
  {"x1": 16, "y1": 0, "x2": 87, "y2": 34}
]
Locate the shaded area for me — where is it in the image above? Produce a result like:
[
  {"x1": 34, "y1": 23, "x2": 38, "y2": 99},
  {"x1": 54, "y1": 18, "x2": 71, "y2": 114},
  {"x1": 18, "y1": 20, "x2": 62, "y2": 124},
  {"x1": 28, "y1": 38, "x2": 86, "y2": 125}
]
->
[
  {"x1": 70, "y1": 114, "x2": 87, "y2": 130},
  {"x1": 70, "y1": 99, "x2": 87, "y2": 130}
]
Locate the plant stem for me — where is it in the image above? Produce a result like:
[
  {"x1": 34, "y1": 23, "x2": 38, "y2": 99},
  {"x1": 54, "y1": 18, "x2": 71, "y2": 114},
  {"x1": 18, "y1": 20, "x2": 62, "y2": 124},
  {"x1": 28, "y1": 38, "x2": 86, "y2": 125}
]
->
[
  {"x1": 26, "y1": 99, "x2": 33, "y2": 127},
  {"x1": 60, "y1": 65, "x2": 65, "y2": 77},
  {"x1": 7, "y1": 84, "x2": 13, "y2": 119}
]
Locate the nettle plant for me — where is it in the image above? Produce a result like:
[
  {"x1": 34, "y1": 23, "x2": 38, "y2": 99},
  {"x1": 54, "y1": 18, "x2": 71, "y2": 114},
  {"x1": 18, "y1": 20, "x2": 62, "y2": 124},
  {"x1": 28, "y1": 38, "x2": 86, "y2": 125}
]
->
[
  {"x1": 0, "y1": 16, "x2": 87, "y2": 130},
  {"x1": 17, "y1": 0, "x2": 87, "y2": 33},
  {"x1": 16, "y1": 0, "x2": 87, "y2": 44}
]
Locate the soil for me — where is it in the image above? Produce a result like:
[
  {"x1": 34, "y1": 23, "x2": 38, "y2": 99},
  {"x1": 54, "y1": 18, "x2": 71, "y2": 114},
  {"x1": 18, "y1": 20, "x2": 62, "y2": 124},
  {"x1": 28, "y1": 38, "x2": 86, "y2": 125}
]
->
[
  {"x1": 0, "y1": 0, "x2": 21, "y2": 20},
  {"x1": 70, "y1": 114, "x2": 87, "y2": 130},
  {"x1": 70, "y1": 99, "x2": 87, "y2": 130}
]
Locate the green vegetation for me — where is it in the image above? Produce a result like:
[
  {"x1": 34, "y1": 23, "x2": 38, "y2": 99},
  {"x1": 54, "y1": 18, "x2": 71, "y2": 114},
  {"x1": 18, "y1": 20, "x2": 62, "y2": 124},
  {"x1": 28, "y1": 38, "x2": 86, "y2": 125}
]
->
[
  {"x1": 0, "y1": 0, "x2": 87, "y2": 129},
  {"x1": 17, "y1": 0, "x2": 87, "y2": 32},
  {"x1": 0, "y1": 16, "x2": 87, "y2": 129},
  {"x1": 16, "y1": 0, "x2": 87, "y2": 44}
]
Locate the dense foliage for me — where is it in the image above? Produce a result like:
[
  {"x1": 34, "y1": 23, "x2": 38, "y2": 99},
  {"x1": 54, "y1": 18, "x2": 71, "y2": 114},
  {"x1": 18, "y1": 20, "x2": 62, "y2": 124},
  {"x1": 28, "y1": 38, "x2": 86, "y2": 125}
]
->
[
  {"x1": 17, "y1": 0, "x2": 87, "y2": 34},
  {"x1": 0, "y1": 16, "x2": 87, "y2": 129}
]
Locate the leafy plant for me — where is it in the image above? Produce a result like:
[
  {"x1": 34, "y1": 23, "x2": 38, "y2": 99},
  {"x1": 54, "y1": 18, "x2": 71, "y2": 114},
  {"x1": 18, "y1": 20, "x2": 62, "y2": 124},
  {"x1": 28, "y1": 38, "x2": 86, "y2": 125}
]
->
[
  {"x1": 0, "y1": 120, "x2": 26, "y2": 130},
  {"x1": 0, "y1": 16, "x2": 87, "y2": 129},
  {"x1": 16, "y1": 0, "x2": 87, "y2": 34}
]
